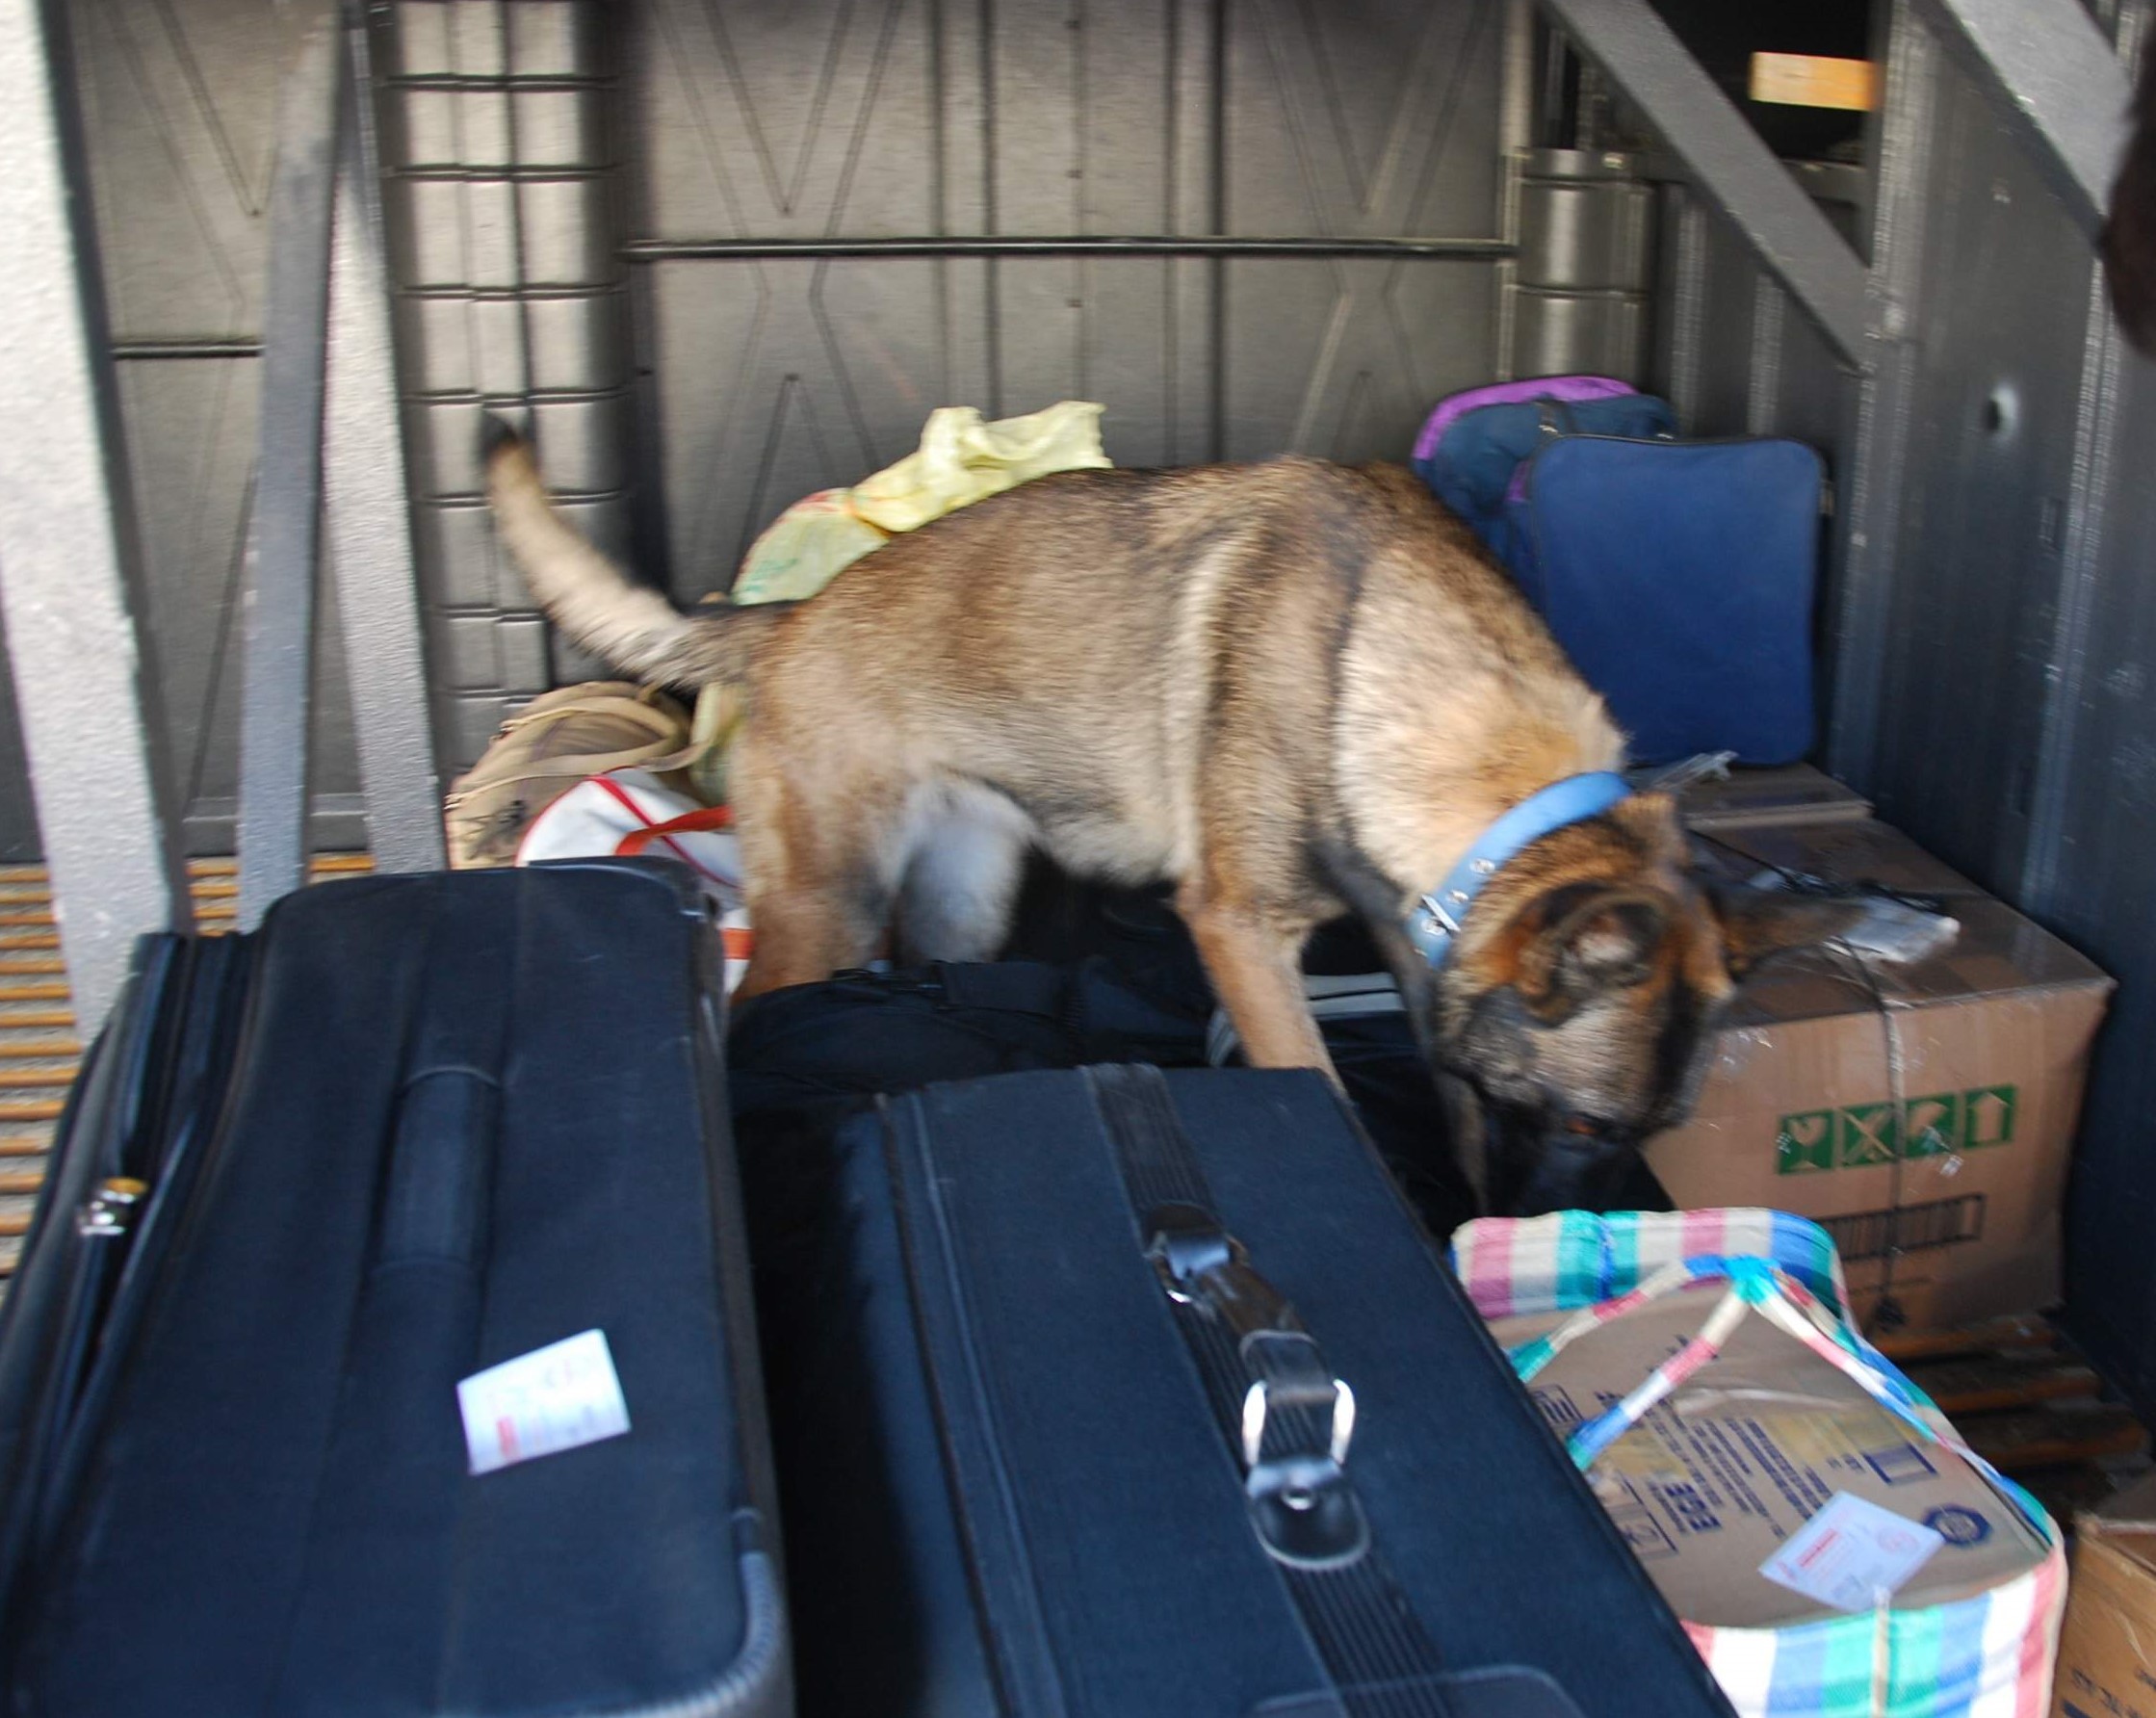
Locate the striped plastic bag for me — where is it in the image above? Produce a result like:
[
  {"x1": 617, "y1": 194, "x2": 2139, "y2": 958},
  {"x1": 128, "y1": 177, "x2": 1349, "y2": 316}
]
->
[
  {"x1": 515, "y1": 768, "x2": 755, "y2": 995},
  {"x1": 1450, "y1": 1210, "x2": 2065, "y2": 1718}
]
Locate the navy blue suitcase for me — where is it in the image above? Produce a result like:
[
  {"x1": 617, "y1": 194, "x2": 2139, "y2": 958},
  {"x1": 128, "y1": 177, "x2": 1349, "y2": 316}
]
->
[
  {"x1": 0, "y1": 864, "x2": 789, "y2": 1716},
  {"x1": 762, "y1": 1063, "x2": 1732, "y2": 1718}
]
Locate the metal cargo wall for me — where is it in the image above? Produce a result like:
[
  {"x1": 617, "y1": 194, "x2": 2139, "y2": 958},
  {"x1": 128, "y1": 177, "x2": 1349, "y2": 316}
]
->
[
  {"x1": 0, "y1": 0, "x2": 368, "y2": 859},
  {"x1": 612, "y1": 0, "x2": 1514, "y2": 608},
  {"x1": 1647, "y1": 3, "x2": 2156, "y2": 1411}
]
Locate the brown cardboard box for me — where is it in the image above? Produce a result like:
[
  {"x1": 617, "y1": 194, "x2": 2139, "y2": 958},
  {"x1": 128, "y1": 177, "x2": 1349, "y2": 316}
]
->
[
  {"x1": 1649, "y1": 762, "x2": 1874, "y2": 832},
  {"x1": 2050, "y1": 1473, "x2": 2156, "y2": 1718},
  {"x1": 1491, "y1": 1285, "x2": 2050, "y2": 1628},
  {"x1": 1646, "y1": 818, "x2": 2114, "y2": 1336}
]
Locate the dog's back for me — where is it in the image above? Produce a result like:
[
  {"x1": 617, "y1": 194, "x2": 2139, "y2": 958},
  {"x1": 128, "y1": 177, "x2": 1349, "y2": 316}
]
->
[{"x1": 490, "y1": 438, "x2": 1610, "y2": 891}]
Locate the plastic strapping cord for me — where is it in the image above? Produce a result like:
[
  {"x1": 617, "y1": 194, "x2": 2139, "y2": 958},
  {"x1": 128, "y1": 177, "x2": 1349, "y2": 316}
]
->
[
  {"x1": 1086, "y1": 1064, "x2": 1457, "y2": 1718},
  {"x1": 1837, "y1": 946, "x2": 1913, "y2": 1331},
  {"x1": 1688, "y1": 828, "x2": 1931, "y2": 1330}
]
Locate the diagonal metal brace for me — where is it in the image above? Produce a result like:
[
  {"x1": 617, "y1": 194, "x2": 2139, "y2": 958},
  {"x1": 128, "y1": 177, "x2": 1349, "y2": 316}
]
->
[
  {"x1": 1540, "y1": 0, "x2": 1871, "y2": 371},
  {"x1": 236, "y1": 0, "x2": 343, "y2": 929},
  {"x1": 241, "y1": 0, "x2": 443, "y2": 927},
  {"x1": 1912, "y1": 0, "x2": 2132, "y2": 243},
  {"x1": 324, "y1": 9, "x2": 443, "y2": 877}
]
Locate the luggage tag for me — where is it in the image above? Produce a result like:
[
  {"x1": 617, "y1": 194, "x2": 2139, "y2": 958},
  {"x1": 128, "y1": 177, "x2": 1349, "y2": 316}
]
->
[{"x1": 457, "y1": 1329, "x2": 632, "y2": 1475}]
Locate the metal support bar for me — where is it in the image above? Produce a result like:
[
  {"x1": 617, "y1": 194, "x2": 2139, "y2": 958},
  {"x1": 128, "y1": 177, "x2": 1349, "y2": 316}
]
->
[
  {"x1": 1913, "y1": 0, "x2": 2130, "y2": 241},
  {"x1": 2021, "y1": 3, "x2": 2148, "y2": 915},
  {"x1": 236, "y1": 0, "x2": 343, "y2": 930},
  {"x1": 324, "y1": 11, "x2": 442, "y2": 876},
  {"x1": 0, "y1": 0, "x2": 193, "y2": 1030},
  {"x1": 622, "y1": 235, "x2": 1517, "y2": 262},
  {"x1": 1538, "y1": 0, "x2": 1870, "y2": 369},
  {"x1": 113, "y1": 339, "x2": 265, "y2": 361},
  {"x1": 1828, "y1": 3, "x2": 1938, "y2": 787}
]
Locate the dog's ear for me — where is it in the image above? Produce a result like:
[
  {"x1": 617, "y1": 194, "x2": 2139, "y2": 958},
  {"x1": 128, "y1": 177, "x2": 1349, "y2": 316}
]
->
[
  {"x1": 1704, "y1": 886, "x2": 1864, "y2": 980},
  {"x1": 1513, "y1": 885, "x2": 1669, "y2": 1021},
  {"x1": 1706, "y1": 881, "x2": 1961, "y2": 979}
]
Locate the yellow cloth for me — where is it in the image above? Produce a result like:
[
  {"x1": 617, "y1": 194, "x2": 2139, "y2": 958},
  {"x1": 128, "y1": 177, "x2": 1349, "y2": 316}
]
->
[
  {"x1": 690, "y1": 401, "x2": 1113, "y2": 800},
  {"x1": 727, "y1": 401, "x2": 1111, "y2": 605}
]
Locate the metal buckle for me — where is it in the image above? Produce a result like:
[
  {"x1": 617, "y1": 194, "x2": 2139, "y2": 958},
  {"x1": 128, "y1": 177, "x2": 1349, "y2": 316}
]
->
[
  {"x1": 1416, "y1": 891, "x2": 1463, "y2": 937},
  {"x1": 1240, "y1": 1375, "x2": 1356, "y2": 1470},
  {"x1": 76, "y1": 1176, "x2": 148, "y2": 1238},
  {"x1": 1145, "y1": 1204, "x2": 1244, "y2": 1304}
]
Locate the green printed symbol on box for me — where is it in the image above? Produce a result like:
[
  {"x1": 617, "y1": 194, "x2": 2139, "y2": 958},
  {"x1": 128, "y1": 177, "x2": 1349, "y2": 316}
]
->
[
  {"x1": 1965, "y1": 1085, "x2": 2016, "y2": 1148},
  {"x1": 1776, "y1": 1110, "x2": 1835, "y2": 1174},
  {"x1": 1902, "y1": 1093, "x2": 1961, "y2": 1158},
  {"x1": 1774, "y1": 1085, "x2": 2020, "y2": 1174},
  {"x1": 1837, "y1": 1104, "x2": 1900, "y2": 1167}
]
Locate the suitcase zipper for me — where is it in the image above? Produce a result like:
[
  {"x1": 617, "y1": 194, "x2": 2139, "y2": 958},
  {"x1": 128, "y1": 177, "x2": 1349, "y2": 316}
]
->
[{"x1": 74, "y1": 1177, "x2": 148, "y2": 1239}]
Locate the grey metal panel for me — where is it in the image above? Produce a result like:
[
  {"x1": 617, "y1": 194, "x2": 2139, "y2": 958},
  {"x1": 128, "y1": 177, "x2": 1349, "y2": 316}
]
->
[
  {"x1": 2039, "y1": 326, "x2": 2156, "y2": 1393},
  {"x1": 1221, "y1": 260, "x2": 1500, "y2": 461},
  {"x1": 645, "y1": 256, "x2": 978, "y2": 599},
  {"x1": 0, "y1": 0, "x2": 365, "y2": 864},
  {"x1": 325, "y1": 11, "x2": 445, "y2": 877},
  {"x1": 70, "y1": 0, "x2": 274, "y2": 342},
  {"x1": 236, "y1": 0, "x2": 340, "y2": 926},
  {"x1": 1914, "y1": 0, "x2": 2131, "y2": 241},
  {"x1": 624, "y1": 0, "x2": 1507, "y2": 604},
  {"x1": 1509, "y1": 288, "x2": 1648, "y2": 383},
  {"x1": 1518, "y1": 162, "x2": 1654, "y2": 290},
  {"x1": 0, "y1": 0, "x2": 193, "y2": 1025},
  {"x1": 0, "y1": 612, "x2": 40, "y2": 865},
  {"x1": 375, "y1": 0, "x2": 629, "y2": 771},
  {"x1": 1541, "y1": 0, "x2": 1868, "y2": 368},
  {"x1": 992, "y1": 260, "x2": 1214, "y2": 467},
  {"x1": 1224, "y1": 0, "x2": 1502, "y2": 242},
  {"x1": 1860, "y1": 65, "x2": 2096, "y2": 893},
  {"x1": 1827, "y1": 3, "x2": 1940, "y2": 790},
  {"x1": 625, "y1": 0, "x2": 948, "y2": 245}
]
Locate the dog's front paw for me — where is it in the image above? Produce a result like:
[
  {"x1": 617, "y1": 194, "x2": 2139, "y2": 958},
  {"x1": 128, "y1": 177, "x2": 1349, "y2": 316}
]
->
[{"x1": 1838, "y1": 898, "x2": 1959, "y2": 966}]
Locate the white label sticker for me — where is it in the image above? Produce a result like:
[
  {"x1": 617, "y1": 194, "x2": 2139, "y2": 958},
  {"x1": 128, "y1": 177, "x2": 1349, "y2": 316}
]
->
[
  {"x1": 457, "y1": 1329, "x2": 632, "y2": 1475},
  {"x1": 1758, "y1": 1492, "x2": 1944, "y2": 1613}
]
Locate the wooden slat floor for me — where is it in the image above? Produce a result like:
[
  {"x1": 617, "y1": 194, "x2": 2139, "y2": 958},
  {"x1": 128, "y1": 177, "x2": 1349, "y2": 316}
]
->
[{"x1": 0, "y1": 855, "x2": 372, "y2": 1278}]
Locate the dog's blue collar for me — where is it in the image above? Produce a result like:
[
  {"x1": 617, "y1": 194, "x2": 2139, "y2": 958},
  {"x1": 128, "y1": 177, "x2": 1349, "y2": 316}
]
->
[{"x1": 1405, "y1": 771, "x2": 1631, "y2": 968}]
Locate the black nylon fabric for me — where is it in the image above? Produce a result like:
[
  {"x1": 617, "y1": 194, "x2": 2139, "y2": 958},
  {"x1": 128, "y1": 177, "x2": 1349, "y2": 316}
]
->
[
  {"x1": 767, "y1": 1065, "x2": 1733, "y2": 1718},
  {"x1": 1089, "y1": 1065, "x2": 1457, "y2": 1718},
  {"x1": 0, "y1": 863, "x2": 784, "y2": 1718}
]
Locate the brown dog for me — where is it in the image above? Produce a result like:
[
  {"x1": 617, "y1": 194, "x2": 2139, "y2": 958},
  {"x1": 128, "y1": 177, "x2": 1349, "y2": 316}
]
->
[{"x1": 486, "y1": 422, "x2": 1943, "y2": 1210}]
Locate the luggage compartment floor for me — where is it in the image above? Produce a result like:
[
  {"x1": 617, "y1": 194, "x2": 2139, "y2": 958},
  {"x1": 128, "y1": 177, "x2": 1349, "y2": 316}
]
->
[{"x1": 0, "y1": 854, "x2": 372, "y2": 1286}]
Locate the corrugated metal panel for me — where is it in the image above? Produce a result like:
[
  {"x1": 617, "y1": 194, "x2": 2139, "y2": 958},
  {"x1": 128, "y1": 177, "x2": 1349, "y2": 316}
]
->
[
  {"x1": 0, "y1": 0, "x2": 367, "y2": 858},
  {"x1": 1859, "y1": 69, "x2": 2093, "y2": 895},
  {"x1": 2036, "y1": 273, "x2": 2156, "y2": 1406},
  {"x1": 373, "y1": 0, "x2": 629, "y2": 773},
  {"x1": 624, "y1": 0, "x2": 1510, "y2": 591}
]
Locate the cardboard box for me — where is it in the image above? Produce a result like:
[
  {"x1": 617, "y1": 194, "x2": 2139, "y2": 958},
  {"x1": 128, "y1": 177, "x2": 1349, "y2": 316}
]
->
[
  {"x1": 1647, "y1": 818, "x2": 2114, "y2": 1336},
  {"x1": 2051, "y1": 1473, "x2": 2156, "y2": 1718},
  {"x1": 1493, "y1": 1285, "x2": 2050, "y2": 1629},
  {"x1": 1642, "y1": 762, "x2": 1874, "y2": 832}
]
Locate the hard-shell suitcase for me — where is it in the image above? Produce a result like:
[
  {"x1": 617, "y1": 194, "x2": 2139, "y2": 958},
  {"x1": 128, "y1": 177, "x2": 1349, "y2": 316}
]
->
[
  {"x1": 0, "y1": 862, "x2": 789, "y2": 1716},
  {"x1": 763, "y1": 1062, "x2": 1733, "y2": 1718}
]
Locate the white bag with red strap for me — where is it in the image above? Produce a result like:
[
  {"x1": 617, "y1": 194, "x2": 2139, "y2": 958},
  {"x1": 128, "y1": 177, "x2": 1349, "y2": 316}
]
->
[{"x1": 516, "y1": 769, "x2": 754, "y2": 994}]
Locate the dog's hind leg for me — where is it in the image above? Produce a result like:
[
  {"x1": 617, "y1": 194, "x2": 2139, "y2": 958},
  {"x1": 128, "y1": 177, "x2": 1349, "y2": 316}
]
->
[
  {"x1": 1180, "y1": 890, "x2": 1336, "y2": 1080},
  {"x1": 896, "y1": 782, "x2": 1034, "y2": 963},
  {"x1": 728, "y1": 742, "x2": 902, "y2": 1002}
]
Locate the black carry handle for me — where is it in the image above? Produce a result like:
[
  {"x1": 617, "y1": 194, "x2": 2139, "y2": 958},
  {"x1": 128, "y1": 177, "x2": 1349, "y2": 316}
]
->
[
  {"x1": 1087, "y1": 1064, "x2": 1465, "y2": 1718},
  {"x1": 1143, "y1": 1199, "x2": 1367, "y2": 1569}
]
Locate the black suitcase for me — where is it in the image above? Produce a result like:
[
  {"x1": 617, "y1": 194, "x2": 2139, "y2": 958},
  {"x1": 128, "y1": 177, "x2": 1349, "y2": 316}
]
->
[
  {"x1": 763, "y1": 1062, "x2": 1732, "y2": 1718},
  {"x1": 0, "y1": 862, "x2": 789, "y2": 1716}
]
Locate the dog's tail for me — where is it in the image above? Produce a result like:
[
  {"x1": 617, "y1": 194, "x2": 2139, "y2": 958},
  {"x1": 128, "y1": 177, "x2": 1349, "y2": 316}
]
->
[{"x1": 482, "y1": 417, "x2": 790, "y2": 686}]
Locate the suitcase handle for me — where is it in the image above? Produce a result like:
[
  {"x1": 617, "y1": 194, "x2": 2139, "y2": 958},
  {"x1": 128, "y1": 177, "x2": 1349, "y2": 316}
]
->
[
  {"x1": 1092, "y1": 1064, "x2": 1472, "y2": 1718},
  {"x1": 1145, "y1": 1204, "x2": 1358, "y2": 1471}
]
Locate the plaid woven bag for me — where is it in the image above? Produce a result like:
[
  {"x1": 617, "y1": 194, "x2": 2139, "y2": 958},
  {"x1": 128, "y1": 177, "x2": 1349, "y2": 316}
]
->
[{"x1": 1450, "y1": 1210, "x2": 2066, "y2": 1718}]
